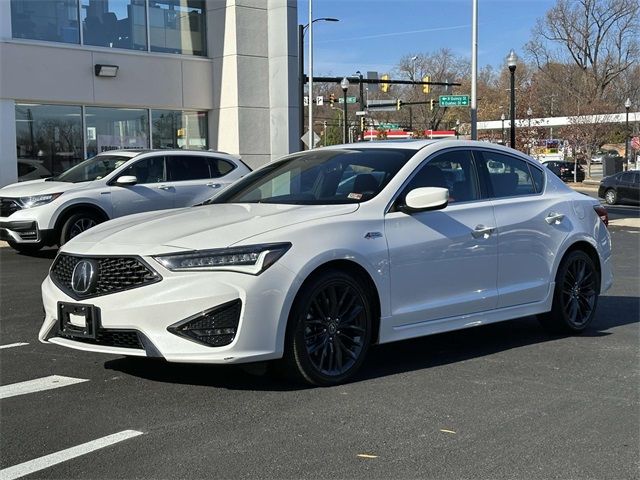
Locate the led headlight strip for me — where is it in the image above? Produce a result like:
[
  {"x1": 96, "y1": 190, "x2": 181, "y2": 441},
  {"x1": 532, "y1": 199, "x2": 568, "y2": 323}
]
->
[
  {"x1": 18, "y1": 193, "x2": 63, "y2": 208},
  {"x1": 153, "y1": 242, "x2": 292, "y2": 275}
]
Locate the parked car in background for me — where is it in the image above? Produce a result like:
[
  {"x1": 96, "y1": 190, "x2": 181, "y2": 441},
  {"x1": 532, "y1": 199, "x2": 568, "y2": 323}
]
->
[
  {"x1": 544, "y1": 160, "x2": 585, "y2": 182},
  {"x1": 591, "y1": 149, "x2": 619, "y2": 164},
  {"x1": 38, "y1": 140, "x2": 612, "y2": 386},
  {"x1": 0, "y1": 150, "x2": 250, "y2": 253},
  {"x1": 598, "y1": 171, "x2": 640, "y2": 205}
]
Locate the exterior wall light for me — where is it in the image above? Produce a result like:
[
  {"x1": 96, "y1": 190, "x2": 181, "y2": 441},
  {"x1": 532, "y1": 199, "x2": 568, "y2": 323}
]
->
[{"x1": 94, "y1": 64, "x2": 119, "y2": 77}]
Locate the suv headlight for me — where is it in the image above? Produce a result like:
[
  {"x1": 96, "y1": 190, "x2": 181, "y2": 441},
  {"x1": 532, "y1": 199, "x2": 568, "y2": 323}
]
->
[
  {"x1": 19, "y1": 193, "x2": 63, "y2": 208},
  {"x1": 153, "y1": 243, "x2": 292, "y2": 275}
]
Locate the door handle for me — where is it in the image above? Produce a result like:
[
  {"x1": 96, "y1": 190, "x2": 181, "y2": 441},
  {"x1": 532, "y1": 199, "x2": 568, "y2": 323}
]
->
[
  {"x1": 206, "y1": 183, "x2": 222, "y2": 188},
  {"x1": 472, "y1": 225, "x2": 495, "y2": 238},
  {"x1": 157, "y1": 185, "x2": 172, "y2": 191},
  {"x1": 545, "y1": 212, "x2": 565, "y2": 225}
]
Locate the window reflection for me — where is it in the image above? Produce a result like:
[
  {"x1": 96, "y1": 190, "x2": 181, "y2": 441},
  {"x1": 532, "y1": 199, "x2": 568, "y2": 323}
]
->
[
  {"x1": 149, "y1": 0, "x2": 206, "y2": 56},
  {"x1": 15, "y1": 104, "x2": 83, "y2": 180},
  {"x1": 85, "y1": 107, "x2": 149, "y2": 157},
  {"x1": 81, "y1": 0, "x2": 147, "y2": 50},
  {"x1": 11, "y1": 0, "x2": 80, "y2": 44},
  {"x1": 152, "y1": 110, "x2": 208, "y2": 150}
]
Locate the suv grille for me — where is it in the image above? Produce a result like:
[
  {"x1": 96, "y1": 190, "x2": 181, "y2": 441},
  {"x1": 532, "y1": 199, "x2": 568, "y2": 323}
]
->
[
  {"x1": 50, "y1": 254, "x2": 161, "y2": 299},
  {"x1": 0, "y1": 198, "x2": 22, "y2": 217}
]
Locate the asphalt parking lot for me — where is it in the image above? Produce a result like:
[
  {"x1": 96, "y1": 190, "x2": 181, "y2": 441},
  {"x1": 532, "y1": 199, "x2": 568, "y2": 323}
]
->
[{"x1": 1, "y1": 212, "x2": 638, "y2": 479}]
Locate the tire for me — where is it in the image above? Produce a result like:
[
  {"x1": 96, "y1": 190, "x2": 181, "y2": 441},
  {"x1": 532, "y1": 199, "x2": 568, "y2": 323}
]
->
[
  {"x1": 538, "y1": 250, "x2": 600, "y2": 334},
  {"x1": 604, "y1": 188, "x2": 617, "y2": 205},
  {"x1": 7, "y1": 241, "x2": 42, "y2": 254},
  {"x1": 59, "y1": 211, "x2": 101, "y2": 245},
  {"x1": 281, "y1": 270, "x2": 374, "y2": 386}
]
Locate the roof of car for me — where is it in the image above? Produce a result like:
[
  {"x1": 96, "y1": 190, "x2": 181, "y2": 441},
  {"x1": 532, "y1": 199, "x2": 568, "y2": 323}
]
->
[{"x1": 95, "y1": 149, "x2": 241, "y2": 159}]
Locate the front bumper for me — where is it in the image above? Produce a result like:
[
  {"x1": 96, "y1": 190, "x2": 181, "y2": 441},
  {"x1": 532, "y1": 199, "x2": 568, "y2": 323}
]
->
[
  {"x1": 39, "y1": 261, "x2": 298, "y2": 363},
  {"x1": 0, "y1": 219, "x2": 56, "y2": 245}
]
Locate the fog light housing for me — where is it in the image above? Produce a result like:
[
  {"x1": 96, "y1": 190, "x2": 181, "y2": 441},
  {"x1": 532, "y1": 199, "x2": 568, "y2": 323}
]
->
[{"x1": 167, "y1": 300, "x2": 241, "y2": 347}]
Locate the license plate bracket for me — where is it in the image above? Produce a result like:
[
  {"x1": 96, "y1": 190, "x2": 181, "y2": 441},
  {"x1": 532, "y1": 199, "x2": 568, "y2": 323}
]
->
[{"x1": 58, "y1": 302, "x2": 100, "y2": 339}]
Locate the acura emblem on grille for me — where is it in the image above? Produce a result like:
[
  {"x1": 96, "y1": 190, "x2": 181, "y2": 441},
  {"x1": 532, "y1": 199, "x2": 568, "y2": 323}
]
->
[{"x1": 71, "y1": 260, "x2": 98, "y2": 294}]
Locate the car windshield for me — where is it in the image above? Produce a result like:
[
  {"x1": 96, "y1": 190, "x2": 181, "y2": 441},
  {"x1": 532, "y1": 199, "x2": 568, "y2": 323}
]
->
[
  {"x1": 208, "y1": 148, "x2": 416, "y2": 205},
  {"x1": 50, "y1": 155, "x2": 132, "y2": 183}
]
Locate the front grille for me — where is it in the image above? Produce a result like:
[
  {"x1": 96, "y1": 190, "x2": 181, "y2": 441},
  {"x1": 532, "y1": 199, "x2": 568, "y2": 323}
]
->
[
  {"x1": 0, "y1": 198, "x2": 22, "y2": 217},
  {"x1": 59, "y1": 328, "x2": 143, "y2": 349},
  {"x1": 50, "y1": 254, "x2": 161, "y2": 299}
]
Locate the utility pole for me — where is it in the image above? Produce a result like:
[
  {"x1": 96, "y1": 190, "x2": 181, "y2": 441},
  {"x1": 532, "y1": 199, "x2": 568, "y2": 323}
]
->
[{"x1": 470, "y1": 0, "x2": 478, "y2": 140}]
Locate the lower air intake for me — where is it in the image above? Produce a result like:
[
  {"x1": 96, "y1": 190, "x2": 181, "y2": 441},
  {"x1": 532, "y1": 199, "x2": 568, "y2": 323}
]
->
[{"x1": 168, "y1": 300, "x2": 241, "y2": 347}]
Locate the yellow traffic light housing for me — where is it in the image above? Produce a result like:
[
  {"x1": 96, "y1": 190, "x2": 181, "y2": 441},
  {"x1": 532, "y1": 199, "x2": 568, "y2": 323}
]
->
[
  {"x1": 396, "y1": 99, "x2": 402, "y2": 111},
  {"x1": 329, "y1": 93, "x2": 335, "y2": 108},
  {"x1": 422, "y1": 76, "x2": 430, "y2": 94},
  {"x1": 380, "y1": 74, "x2": 390, "y2": 93},
  {"x1": 430, "y1": 99, "x2": 434, "y2": 111}
]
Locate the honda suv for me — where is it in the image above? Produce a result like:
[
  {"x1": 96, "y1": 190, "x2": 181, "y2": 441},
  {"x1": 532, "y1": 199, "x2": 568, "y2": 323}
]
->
[{"x1": 0, "y1": 150, "x2": 250, "y2": 253}]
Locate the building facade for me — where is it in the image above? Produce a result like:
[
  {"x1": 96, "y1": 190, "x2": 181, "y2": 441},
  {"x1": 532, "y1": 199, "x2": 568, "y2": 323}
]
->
[{"x1": 0, "y1": 0, "x2": 298, "y2": 186}]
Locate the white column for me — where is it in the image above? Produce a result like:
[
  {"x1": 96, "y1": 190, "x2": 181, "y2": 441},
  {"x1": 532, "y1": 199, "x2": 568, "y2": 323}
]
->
[
  {"x1": 0, "y1": 99, "x2": 18, "y2": 187},
  {"x1": 0, "y1": 0, "x2": 11, "y2": 40}
]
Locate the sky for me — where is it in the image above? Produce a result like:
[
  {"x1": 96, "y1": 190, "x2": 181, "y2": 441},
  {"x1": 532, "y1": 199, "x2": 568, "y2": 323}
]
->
[{"x1": 297, "y1": 0, "x2": 556, "y2": 77}]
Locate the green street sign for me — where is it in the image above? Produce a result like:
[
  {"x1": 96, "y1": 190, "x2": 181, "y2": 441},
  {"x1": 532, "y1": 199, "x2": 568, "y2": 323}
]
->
[
  {"x1": 378, "y1": 123, "x2": 400, "y2": 130},
  {"x1": 439, "y1": 95, "x2": 470, "y2": 107},
  {"x1": 338, "y1": 96, "x2": 357, "y2": 104}
]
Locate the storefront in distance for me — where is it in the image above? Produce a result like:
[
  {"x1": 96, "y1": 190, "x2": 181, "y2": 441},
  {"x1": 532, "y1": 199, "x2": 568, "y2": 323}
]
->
[{"x1": 0, "y1": 0, "x2": 298, "y2": 186}]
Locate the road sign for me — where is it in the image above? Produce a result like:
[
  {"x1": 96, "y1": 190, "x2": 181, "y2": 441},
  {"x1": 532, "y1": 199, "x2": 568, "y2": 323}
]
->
[
  {"x1": 355, "y1": 111, "x2": 366, "y2": 116},
  {"x1": 367, "y1": 99, "x2": 396, "y2": 111},
  {"x1": 439, "y1": 95, "x2": 470, "y2": 107},
  {"x1": 301, "y1": 130, "x2": 320, "y2": 148},
  {"x1": 632, "y1": 136, "x2": 640, "y2": 150},
  {"x1": 304, "y1": 96, "x2": 309, "y2": 106},
  {"x1": 378, "y1": 123, "x2": 400, "y2": 130},
  {"x1": 316, "y1": 96, "x2": 324, "y2": 106},
  {"x1": 338, "y1": 96, "x2": 357, "y2": 104}
]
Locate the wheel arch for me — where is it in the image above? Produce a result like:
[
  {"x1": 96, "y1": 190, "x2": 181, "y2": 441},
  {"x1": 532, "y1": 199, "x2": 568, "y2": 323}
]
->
[
  {"x1": 284, "y1": 259, "x2": 383, "y2": 346},
  {"x1": 53, "y1": 203, "x2": 110, "y2": 234},
  {"x1": 554, "y1": 238, "x2": 602, "y2": 283}
]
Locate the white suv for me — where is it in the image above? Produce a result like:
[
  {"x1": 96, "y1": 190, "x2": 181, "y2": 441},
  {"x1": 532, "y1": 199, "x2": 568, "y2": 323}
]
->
[{"x1": 0, "y1": 150, "x2": 250, "y2": 253}]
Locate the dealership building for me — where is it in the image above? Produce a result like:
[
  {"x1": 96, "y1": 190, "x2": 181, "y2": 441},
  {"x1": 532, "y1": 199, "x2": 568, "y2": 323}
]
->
[{"x1": 0, "y1": 0, "x2": 298, "y2": 186}]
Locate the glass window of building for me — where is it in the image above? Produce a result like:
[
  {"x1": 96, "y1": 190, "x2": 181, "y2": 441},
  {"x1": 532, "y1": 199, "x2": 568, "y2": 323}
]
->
[
  {"x1": 11, "y1": 0, "x2": 80, "y2": 44},
  {"x1": 15, "y1": 104, "x2": 83, "y2": 180},
  {"x1": 152, "y1": 110, "x2": 208, "y2": 150},
  {"x1": 81, "y1": 0, "x2": 147, "y2": 50},
  {"x1": 148, "y1": 0, "x2": 206, "y2": 56},
  {"x1": 85, "y1": 107, "x2": 149, "y2": 158}
]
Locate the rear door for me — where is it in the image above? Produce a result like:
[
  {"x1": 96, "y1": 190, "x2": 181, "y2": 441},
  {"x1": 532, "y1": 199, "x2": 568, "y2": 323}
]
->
[
  {"x1": 166, "y1": 155, "x2": 238, "y2": 206},
  {"x1": 618, "y1": 172, "x2": 639, "y2": 202},
  {"x1": 477, "y1": 150, "x2": 571, "y2": 308},
  {"x1": 110, "y1": 155, "x2": 175, "y2": 217}
]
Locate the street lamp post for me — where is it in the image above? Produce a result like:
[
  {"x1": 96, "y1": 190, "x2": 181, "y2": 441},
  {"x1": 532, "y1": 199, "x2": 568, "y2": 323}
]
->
[
  {"x1": 507, "y1": 50, "x2": 517, "y2": 149},
  {"x1": 341, "y1": 77, "x2": 349, "y2": 143},
  {"x1": 625, "y1": 97, "x2": 631, "y2": 170},
  {"x1": 298, "y1": 17, "x2": 339, "y2": 150},
  {"x1": 526, "y1": 107, "x2": 532, "y2": 155},
  {"x1": 501, "y1": 113, "x2": 505, "y2": 145}
]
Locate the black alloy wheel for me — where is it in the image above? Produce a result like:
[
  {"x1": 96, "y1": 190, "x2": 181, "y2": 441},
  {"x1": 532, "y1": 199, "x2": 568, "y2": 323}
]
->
[
  {"x1": 283, "y1": 270, "x2": 373, "y2": 386},
  {"x1": 539, "y1": 250, "x2": 600, "y2": 333}
]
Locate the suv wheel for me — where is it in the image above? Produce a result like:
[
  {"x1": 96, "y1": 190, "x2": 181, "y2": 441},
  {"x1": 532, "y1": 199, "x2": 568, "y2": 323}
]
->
[
  {"x1": 604, "y1": 188, "x2": 617, "y2": 205},
  {"x1": 59, "y1": 212, "x2": 101, "y2": 245}
]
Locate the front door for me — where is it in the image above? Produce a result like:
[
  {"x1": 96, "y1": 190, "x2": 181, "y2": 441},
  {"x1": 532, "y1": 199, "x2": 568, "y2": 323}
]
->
[
  {"x1": 110, "y1": 156, "x2": 175, "y2": 217},
  {"x1": 385, "y1": 149, "x2": 498, "y2": 328}
]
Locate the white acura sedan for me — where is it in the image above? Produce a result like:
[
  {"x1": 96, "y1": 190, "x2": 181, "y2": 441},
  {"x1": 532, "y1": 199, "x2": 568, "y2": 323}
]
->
[{"x1": 39, "y1": 140, "x2": 612, "y2": 386}]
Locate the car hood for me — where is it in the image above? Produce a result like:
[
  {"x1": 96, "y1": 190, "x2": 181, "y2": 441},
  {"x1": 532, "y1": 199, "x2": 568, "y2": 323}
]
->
[
  {"x1": 0, "y1": 179, "x2": 85, "y2": 197},
  {"x1": 64, "y1": 203, "x2": 359, "y2": 256}
]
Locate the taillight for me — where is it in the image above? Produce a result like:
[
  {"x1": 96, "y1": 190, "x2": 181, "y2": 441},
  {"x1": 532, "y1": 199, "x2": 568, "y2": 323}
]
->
[{"x1": 594, "y1": 205, "x2": 608, "y2": 227}]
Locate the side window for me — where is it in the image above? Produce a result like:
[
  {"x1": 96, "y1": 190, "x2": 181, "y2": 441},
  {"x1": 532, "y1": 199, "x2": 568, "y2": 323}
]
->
[
  {"x1": 207, "y1": 158, "x2": 235, "y2": 178},
  {"x1": 481, "y1": 152, "x2": 536, "y2": 198},
  {"x1": 621, "y1": 172, "x2": 634, "y2": 183},
  {"x1": 634, "y1": 173, "x2": 640, "y2": 184},
  {"x1": 529, "y1": 164, "x2": 545, "y2": 193},
  {"x1": 405, "y1": 150, "x2": 479, "y2": 203},
  {"x1": 120, "y1": 157, "x2": 165, "y2": 184},
  {"x1": 167, "y1": 155, "x2": 211, "y2": 181}
]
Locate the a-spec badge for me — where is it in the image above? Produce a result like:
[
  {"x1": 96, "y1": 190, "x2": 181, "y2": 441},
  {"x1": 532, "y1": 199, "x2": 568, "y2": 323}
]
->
[
  {"x1": 71, "y1": 259, "x2": 99, "y2": 295},
  {"x1": 364, "y1": 232, "x2": 383, "y2": 240}
]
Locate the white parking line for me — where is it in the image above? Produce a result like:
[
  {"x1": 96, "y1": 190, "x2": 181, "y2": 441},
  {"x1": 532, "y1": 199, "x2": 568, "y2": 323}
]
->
[
  {"x1": 0, "y1": 375, "x2": 88, "y2": 400},
  {"x1": 0, "y1": 430, "x2": 144, "y2": 480},
  {"x1": 0, "y1": 343, "x2": 29, "y2": 350}
]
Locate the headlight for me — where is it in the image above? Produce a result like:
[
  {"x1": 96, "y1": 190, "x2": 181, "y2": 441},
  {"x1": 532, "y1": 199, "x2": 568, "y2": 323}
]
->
[
  {"x1": 153, "y1": 243, "x2": 292, "y2": 275},
  {"x1": 19, "y1": 193, "x2": 63, "y2": 208}
]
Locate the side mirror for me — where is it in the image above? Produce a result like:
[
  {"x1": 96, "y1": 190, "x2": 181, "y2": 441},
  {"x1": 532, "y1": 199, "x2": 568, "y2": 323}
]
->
[
  {"x1": 402, "y1": 187, "x2": 449, "y2": 213},
  {"x1": 116, "y1": 175, "x2": 138, "y2": 186}
]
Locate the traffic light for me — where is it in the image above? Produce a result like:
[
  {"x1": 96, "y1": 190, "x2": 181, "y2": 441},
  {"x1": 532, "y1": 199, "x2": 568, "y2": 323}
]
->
[
  {"x1": 380, "y1": 74, "x2": 390, "y2": 93},
  {"x1": 430, "y1": 99, "x2": 434, "y2": 111},
  {"x1": 329, "y1": 93, "x2": 335, "y2": 108},
  {"x1": 396, "y1": 99, "x2": 402, "y2": 111},
  {"x1": 422, "y1": 76, "x2": 430, "y2": 94}
]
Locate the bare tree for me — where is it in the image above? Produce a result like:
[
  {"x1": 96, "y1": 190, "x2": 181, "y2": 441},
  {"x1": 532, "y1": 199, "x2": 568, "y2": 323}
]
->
[{"x1": 526, "y1": 0, "x2": 640, "y2": 102}]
